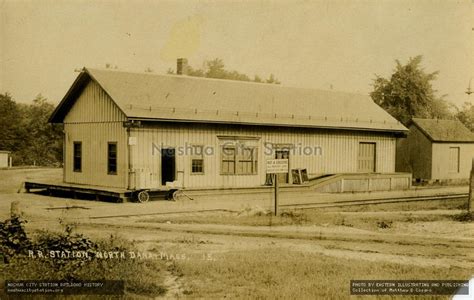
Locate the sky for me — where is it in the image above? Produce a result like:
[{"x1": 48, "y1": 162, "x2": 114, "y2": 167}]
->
[{"x1": 1, "y1": 0, "x2": 473, "y2": 108}]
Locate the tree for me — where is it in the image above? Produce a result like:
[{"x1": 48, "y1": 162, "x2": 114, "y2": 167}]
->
[
  {"x1": 456, "y1": 102, "x2": 474, "y2": 131},
  {"x1": 167, "y1": 58, "x2": 280, "y2": 84},
  {"x1": 265, "y1": 74, "x2": 281, "y2": 84},
  {"x1": 105, "y1": 63, "x2": 118, "y2": 69},
  {"x1": 370, "y1": 56, "x2": 452, "y2": 125},
  {"x1": 205, "y1": 58, "x2": 229, "y2": 79},
  {"x1": 21, "y1": 94, "x2": 63, "y2": 165},
  {"x1": 0, "y1": 93, "x2": 23, "y2": 153},
  {"x1": 0, "y1": 93, "x2": 62, "y2": 166}
]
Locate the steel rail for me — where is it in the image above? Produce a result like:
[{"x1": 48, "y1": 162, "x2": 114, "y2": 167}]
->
[{"x1": 280, "y1": 193, "x2": 469, "y2": 210}]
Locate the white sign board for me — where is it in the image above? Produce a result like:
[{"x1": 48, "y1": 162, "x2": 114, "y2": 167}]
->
[
  {"x1": 128, "y1": 137, "x2": 137, "y2": 146},
  {"x1": 266, "y1": 159, "x2": 289, "y2": 174}
]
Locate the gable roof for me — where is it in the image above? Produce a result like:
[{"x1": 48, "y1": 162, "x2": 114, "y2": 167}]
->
[
  {"x1": 411, "y1": 118, "x2": 474, "y2": 143},
  {"x1": 50, "y1": 68, "x2": 407, "y2": 133}
]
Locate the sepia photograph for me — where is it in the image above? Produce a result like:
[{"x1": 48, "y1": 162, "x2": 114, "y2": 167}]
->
[{"x1": 0, "y1": 0, "x2": 473, "y2": 298}]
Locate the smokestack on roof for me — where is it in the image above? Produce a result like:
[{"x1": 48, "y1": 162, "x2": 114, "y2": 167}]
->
[{"x1": 177, "y1": 58, "x2": 188, "y2": 75}]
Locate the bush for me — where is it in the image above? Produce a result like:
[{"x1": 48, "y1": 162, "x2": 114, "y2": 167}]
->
[
  {"x1": 333, "y1": 215, "x2": 353, "y2": 227},
  {"x1": 376, "y1": 220, "x2": 392, "y2": 229},
  {"x1": 280, "y1": 211, "x2": 308, "y2": 225},
  {"x1": 0, "y1": 217, "x2": 168, "y2": 297},
  {"x1": 0, "y1": 216, "x2": 31, "y2": 263},
  {"x1": 31, "y1": 226, "x2": 99, "y2": 280},
  {"x1": 452, "y1": 212, "x2": 473, "y2": 222}
]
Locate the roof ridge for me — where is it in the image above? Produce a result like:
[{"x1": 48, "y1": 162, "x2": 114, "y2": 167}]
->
[
  {"x1": 411, "y1": 117, "x2": 474, "y2": 142},
  {"x1": 84, "y1": 67, "x2": 371, "y2": 99}
]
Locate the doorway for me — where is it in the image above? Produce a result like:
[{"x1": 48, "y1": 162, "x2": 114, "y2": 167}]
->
[
  {"x1": 357, "y1": 142, "x2": 376, "y2": 172},
  {"x1": 275, "y1": 149, "x2": 290, "y2": 183},
  {"x1": 161, "y1": 148, "x2": 176, "y2": 185}
]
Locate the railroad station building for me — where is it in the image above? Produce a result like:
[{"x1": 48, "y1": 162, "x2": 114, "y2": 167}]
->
[{"x1": 47, "y1": 60, "x2": 410, "y2": 195}]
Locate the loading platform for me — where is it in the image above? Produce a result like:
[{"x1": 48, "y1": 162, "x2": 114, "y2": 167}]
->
[
  {"x1": 24, "y1": 172, "x2": 412, "y2": 203},
  {"x1": 23, "y1": 180, "x2": 164, "y2": 202}
]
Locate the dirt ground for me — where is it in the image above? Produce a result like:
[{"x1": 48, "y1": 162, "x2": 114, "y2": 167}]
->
[{"x1": 1, "y1": 168, "x2": 473, "y2": 298}]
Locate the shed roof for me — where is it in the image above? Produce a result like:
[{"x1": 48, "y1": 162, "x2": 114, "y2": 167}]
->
[
  {"x1": 411, "y1": 118, "x2": 474, "y2": 143},
  {"x1": 50, "y1": 68, "x2": 407, "y2": 133}
]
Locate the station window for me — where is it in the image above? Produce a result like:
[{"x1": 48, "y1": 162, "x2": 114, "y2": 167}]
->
[
  {"x1": 221, "y1": 143, "x2": 257, "y2": 175},
  {"x1": 73, "y1": 142, "x2": 82, "y2": 172},
  {"x1": 191, "y1": 145, "x2": 204, "y2": 174},
  {"x1": 108, "y1": 142, "x2": 117, "y2": 175},
  {"x1": 221, "y1": 146, "x2": 236, "y2": 174}
]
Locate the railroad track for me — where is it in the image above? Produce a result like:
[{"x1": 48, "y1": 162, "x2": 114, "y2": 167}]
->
[
  {"x1": 89, "y1": 193, "x2": 469, "y2": 219},
  {"x1": 279, "y1": 193, "x2": 469, "y2": 210}
]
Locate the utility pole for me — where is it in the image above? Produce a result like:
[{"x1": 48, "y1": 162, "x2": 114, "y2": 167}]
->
[
  {"x1": 466, "y1": 78, "x2": 473, "y2": 95},
  {"x1": 469, "y1": 158, "x2": 474, "y2": 213}
]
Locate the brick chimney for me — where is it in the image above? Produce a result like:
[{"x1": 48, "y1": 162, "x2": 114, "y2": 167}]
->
[{"x1": 176, "y1": 58, "x2": 188, "y2": 75}]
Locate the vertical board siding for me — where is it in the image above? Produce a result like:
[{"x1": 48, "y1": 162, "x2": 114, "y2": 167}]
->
[
  {"x1": 64, "y1": 81, "x2": 126, "y2": 123},
  {"x1": 396, "y1": 125, "x2": 432, "y2": 179},
  {"x1": 64, "y1": 81, "x2": 128, "y2": 188},
  {"x1": 431, "y1": 143, "x2": 474, "y2": 180},
  {"x1": 130, "y1": 123, "x2": 397, "y2": 189}
]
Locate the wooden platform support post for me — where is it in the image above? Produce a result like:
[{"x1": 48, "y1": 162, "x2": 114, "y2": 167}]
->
[{"x1": 469, "y1": 158, "x2": 474, "y2": 213}]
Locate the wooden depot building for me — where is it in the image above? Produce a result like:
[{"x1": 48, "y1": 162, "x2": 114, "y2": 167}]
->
[{"x1": 33, "y1": 60, "x2": 411, "y2": 201}]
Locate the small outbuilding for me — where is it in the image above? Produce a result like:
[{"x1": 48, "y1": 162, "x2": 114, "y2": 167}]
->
[
  {"x1": 396, "y1": 118, "x2": 474, "y2": 182},
  {"x1": 0, "y1": 151, "x2": 12, "y2": 168}
]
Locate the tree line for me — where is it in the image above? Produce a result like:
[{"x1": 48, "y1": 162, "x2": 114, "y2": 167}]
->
[
  {"x1": 0, "y1": 56, "x2": 472, "y2": 167},
  {"x1": 165, "y1": 58, "x2": 281, "y2": 84},
  {"x1": 0, "y1": 93, "x2": 62, "y2": 166}
]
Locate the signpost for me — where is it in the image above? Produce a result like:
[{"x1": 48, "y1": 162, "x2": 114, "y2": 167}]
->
[{"x1": 266, "y1": 159, "x2": 289, "y2": 216}]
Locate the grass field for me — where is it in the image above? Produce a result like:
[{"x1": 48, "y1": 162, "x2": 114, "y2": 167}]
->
[
  {"x1": 170, "y1": 248, "x2": 471, "y2": 299},
  {"x1": 0, "y1": 168, "x2": 472, "y2": 299}
]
